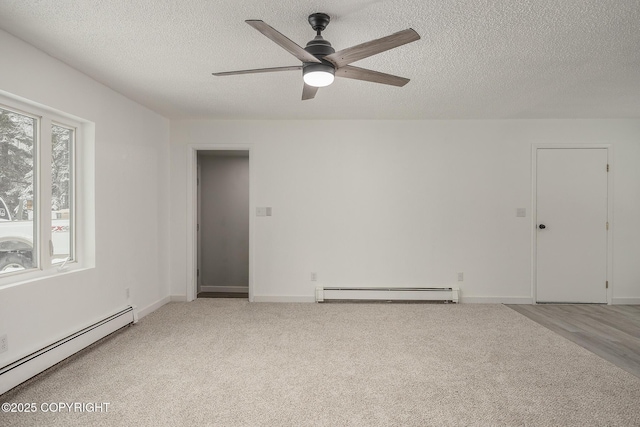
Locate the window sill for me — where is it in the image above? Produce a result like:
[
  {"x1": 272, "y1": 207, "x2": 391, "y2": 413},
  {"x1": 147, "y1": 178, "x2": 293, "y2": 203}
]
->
[{"x1": 0, "y1": 262, "x2": 94, "y2": 290}]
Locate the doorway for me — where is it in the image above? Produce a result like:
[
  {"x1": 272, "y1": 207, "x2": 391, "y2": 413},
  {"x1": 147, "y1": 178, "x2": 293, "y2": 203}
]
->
[
  {"x1": 197, "y1": 150, "x2": 250, "y2": 299},
  {"x1": 534, "y1": 147, "x2": 610, "y2": 303}
]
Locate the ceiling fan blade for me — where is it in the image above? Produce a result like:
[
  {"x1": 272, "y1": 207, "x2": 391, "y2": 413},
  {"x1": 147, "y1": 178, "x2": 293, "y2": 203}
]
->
[
  {"x1": 302, "y1": 83, "x2": 319, "y2": 100},
  {"x1": 335, "y1": 65, "x2": 410, "y2": 87},
  {"x1": 246, "y1": 20, "x2": 321, "y2": 64},
  {"x1": 324, "y1": 28, "x2": 420, "y2": 68},
  {"x1": 213, "y1": 66, "x2": 302, "y2": 76}
]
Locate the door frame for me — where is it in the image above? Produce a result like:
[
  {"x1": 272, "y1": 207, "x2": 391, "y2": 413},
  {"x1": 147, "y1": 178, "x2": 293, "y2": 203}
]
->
[
  {"x1": 186, "y1": 144, "x2": 254, "y2": 302},
  {"x1": 531, "y1": 144, "x2": 613, "y2": 304}
]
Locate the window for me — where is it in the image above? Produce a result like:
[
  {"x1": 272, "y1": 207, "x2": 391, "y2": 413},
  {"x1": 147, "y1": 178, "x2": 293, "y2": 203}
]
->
[
  {"x1": 0, "y1": 106, "x2": 37, "y2": 274},
  {"x1": 0, "y1": 99, "x2": 79, "y2": 277}
]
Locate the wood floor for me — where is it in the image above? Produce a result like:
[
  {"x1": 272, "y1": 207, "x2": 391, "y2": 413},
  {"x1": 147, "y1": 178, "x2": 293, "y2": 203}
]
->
[{"x1": 508, "y1": 304, "x2": 640, "y2": 378}]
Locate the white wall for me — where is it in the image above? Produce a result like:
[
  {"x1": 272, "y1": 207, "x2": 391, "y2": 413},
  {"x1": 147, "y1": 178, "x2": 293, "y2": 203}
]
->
[
  {"x1": 198, "y1": 154, "x2": 249, "y2": 290},
  {"x1": 170, "y1": 120, "x2": 640, "y2": 303},
  {"x1": 0, "y1": 29, "x2": 170, "y2": 367}
]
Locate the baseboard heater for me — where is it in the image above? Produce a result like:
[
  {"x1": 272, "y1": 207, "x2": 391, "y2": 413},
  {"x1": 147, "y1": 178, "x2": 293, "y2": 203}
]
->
[
  {"x1": 0, "y1": 306, "x2": 136, "y2": 395},
  {"x1": 315, "y1": 286, "x2": 460, "y2": 303}
]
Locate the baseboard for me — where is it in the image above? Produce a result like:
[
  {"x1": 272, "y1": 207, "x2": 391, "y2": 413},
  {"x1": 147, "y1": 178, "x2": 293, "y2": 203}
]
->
[
  {"x1": 611, "y1": 297, "x2": 640, "y2": 305},
  {"x1": 251, "y1": 295, "x2": 534, "y2": 304},
  {"x1": 461, "y1": 296, "x2": 533, "y2": 304},
  {"x1": 0, "y1": 307, "x2": 134, "y2": 395},
  {"x1": 252, "y1": 295, "x2": 316, "y2": 303},
  {"x1": 133, "y1": 296, "x2": 190, "y2": 322},
  {"x1": 136, "y1": 294, "x2": 633, "y2": 305},
  {"x1": 136, "y1": 296, "x2": 171, "y2": 320},
  {"x1": 200, "y1": 286, "x2": 248, "y2": 293}
]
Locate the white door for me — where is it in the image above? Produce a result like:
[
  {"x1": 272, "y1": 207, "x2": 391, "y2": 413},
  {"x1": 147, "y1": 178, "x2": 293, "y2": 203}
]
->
[{"x1": 536, "y1": 148, "x2": 608, "y2": 303}]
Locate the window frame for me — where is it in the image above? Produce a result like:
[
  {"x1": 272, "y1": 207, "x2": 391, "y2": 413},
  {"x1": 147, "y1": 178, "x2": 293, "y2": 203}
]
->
[
  {"x1": 50, "y1": 120, "x2": 76, "y2": 265},
  {"x1": 0, "y1": 94, "x2": 87, "y2": 286}
]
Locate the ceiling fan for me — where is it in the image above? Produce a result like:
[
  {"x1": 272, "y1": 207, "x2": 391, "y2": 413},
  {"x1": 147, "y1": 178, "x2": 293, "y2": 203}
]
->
[{"x1": 213, "y1": 13, "x2": 420, "y2": 100}]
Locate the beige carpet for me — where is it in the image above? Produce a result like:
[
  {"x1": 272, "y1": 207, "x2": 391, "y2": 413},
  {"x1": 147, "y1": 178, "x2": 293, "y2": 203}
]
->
[{"x1": 1, "y1": 300, "x2": 640, "y2": 426}]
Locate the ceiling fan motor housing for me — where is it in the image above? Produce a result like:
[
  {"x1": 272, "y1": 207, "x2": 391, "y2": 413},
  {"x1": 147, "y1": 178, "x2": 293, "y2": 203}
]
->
[
  {"x1": 303, "y1": 35, "x2": 336, "y2": 75},
  {"x1": 304, "y1": 35, "x2": 335, "y2": 58}
]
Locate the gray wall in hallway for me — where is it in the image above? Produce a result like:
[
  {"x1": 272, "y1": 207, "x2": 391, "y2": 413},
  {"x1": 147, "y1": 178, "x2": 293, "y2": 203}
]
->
[{"x1": 199, "y1": 153, "x2": 249, "y2": 290}]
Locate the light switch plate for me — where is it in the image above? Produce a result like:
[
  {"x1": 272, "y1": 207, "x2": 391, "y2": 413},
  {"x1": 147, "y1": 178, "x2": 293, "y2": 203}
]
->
[{"x1": 257, "y1": 207, "x2": 272, "y2": 217}]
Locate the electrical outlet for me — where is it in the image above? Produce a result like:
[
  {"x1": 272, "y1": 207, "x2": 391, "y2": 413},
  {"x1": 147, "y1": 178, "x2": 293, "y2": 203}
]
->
[
  {"x1": 0, "y1": 334, "x2": 8, "y2": 354},
  {"x1": 457, "y1": 272, "x2": 464, "y2": 282},
  {"x1": 311, "y1": 272, "x2": 317, "y2": 282}
]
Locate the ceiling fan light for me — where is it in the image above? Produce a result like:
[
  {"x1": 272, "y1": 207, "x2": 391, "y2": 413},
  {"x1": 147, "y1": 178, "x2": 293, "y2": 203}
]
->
[
  {"x1": 303, "y1": 63, "x2": 335, "y2": 87},
  {"x1": 303, "y1": 71, "x2": 334, "y2": 87}
]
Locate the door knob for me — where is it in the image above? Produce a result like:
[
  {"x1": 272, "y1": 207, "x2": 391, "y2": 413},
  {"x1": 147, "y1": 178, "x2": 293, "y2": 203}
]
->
[{"x1": 539, "y1": 224, "x2": 546, "y2": 229}]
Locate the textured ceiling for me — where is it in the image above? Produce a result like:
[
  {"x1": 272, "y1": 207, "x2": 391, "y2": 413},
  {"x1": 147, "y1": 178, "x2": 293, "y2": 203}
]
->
[{"x1": 0, "y1": 0, "x2": 639, "y2": 120}]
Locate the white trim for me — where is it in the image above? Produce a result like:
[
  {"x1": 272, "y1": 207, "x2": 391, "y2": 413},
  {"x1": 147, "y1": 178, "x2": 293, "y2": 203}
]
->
[
  {"x1": 611, "y1": 298, "x2": 640, "y2": 305},
  {"x1": 196, "y1": 163, "x2": 202, "y2": 294},
  {"x1": 607, "y1": 146, "x2": 614, "y2": 305},
  {"x1": 186, "y1": 145, "x2": 254, "y2": 301},
  {"x1": 136, "y1": 296, "x2": 171, "y2": 320},
  {"x1": 531, "y1": 144, "x2": 613, "y2": 305},
  {"x1": 253, "y1": 295, "x2": 316, "y2": 303},
  {"x1": 254, "y1": 295, "x2": 533, "y2": 304},
  {"x1": 461, "y1": 296, "x2": 533, "y2": 304},
  {"x1": 200, "y1": 286, "x2": 248, "y2": 293},
  {"x1": 170, "y1": 295, "x2": 188, "y2": 302}
]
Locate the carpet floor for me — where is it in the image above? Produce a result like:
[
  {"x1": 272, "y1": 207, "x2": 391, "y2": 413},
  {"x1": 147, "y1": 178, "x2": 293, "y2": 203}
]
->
[{"x1": 1, "y1": 300, "x2": 639, "y2": 426}]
